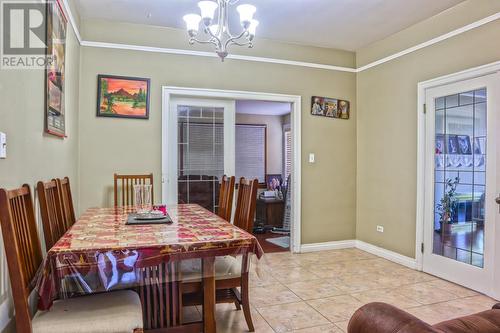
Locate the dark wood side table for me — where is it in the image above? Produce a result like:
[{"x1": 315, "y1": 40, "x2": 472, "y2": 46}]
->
[{"x1": 255, "y1": 197, "x2": 285, "y2": 229}]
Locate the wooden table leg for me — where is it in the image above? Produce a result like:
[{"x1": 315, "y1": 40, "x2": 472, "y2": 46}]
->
[{"x1": 202, "y1": 257, "x2": 216, "y2": 333}]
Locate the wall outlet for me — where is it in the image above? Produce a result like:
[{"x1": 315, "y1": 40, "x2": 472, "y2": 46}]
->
[
  {"x1": 0, "y1": 132, "x2": 6, "y2": 159},
  {"x1": 376, "y1": 225, "x2": 384, "y2": 233},
  {"x1": 309, "y1": 153, "x2": 315, "y2": 163}
]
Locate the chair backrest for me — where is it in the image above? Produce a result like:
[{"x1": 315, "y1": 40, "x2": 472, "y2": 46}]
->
[
  {"x1": 37, "y1": 180, "x2": 66, "y2": 251},
  {"x1": 217, "y1": 175, "x2": 235, "y2": 221},
  {"x1": 234, "y1": 177, "x2": 258, "y2": 233},
  {"x1": 55, "y1": 177, "x2": 76, "y2": 229},
  {"x1": 114, "y1": 173, "x2": 154, "y2": 207},
  {"x1": 0, "y1": 185, "x2": 43, "y2": 332}
]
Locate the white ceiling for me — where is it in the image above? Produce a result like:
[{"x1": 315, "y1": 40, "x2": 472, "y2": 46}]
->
[
  {"x1": 74, "y1": 0, "x2": 464, "y2": 51},
  {"x1": 236, "y1": 100, "x2": 291, "y2": 116}
]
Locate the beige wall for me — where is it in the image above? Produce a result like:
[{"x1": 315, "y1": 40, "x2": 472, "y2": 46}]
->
[
  {"x1": 0, "y1": 24, "x2": 80, "y2": 333},
  {"x1": 235, "y1": 113, "x2": 287, "y2": 175},
  {"x1": 78, "y1": 20, "x2": 358, "y2": 244},
  {"x1": 355, "y1": 0, "x2": 500, "y2": 258},
  {"x1": 82, "y1": 20, "x2": 355, "y2": 69}
]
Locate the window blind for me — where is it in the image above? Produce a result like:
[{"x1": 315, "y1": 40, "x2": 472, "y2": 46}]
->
[
  {"x1": 236, "y1": 125, "x2": 266, "y2": 183},
  {"x1": 284, "y1": 129, "x2": 292, "y2": 179},
  {"x1": 179, "y1": 121, "x2": 224, "y2": 178}
]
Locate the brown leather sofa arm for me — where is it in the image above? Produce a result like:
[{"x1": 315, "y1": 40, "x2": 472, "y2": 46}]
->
[{"x1": 348, "y1": 302, "x2": 437, "y2": 333}]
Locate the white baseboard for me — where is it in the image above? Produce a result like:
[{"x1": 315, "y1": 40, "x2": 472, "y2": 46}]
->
[
  {"x1": 0, "y1": 299, "x2": 12, "y2": 333},
  {"x1": 300, "y1": 240, "x2": 356, "y2": 253},
  {"x1": 298, "y1": 239, "x2": 417, "y2": 270},
  {"x1": 355, "y1": 240, "x2": 417, "y2": 270}
]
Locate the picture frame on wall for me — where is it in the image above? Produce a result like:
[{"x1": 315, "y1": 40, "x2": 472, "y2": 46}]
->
[
  {"x1": 45, "y1": 0, "x2": 67, "y2": 137},
  {"x1": 473, "y1": 137, "x2": 483, "y2": 155},
  {"x1": 435, "y1": 134, "x2": 445, "y2": 154},
  {"x1": 311, "y1": 96, "x2": 349, "y2": 119},
  {"x1": 96, "y1": 75, "x2": 151, "y2": 119},
  {"x1": 447, "y1": 135, "x2": 459, "y2": 154},
  {"x1": 456, "y1": 135, "x2": 472, "y2": 155}
]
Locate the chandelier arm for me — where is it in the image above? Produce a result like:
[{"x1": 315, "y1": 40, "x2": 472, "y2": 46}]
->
[
  {"x1": 189, "y1": 36, "x2": 220, "y2": 47},
  {"x1": 228, "y1": 40, "x2": 252, "y2": 47},
  {"x1": 223, "y1": 29, "x2": 248, "y2": 50},
  {"x1": 205, "y1": 26, "x2": 223, "y2": 49}
]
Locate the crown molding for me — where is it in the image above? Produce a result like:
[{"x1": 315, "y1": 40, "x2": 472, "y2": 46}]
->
[
  {"x1": 61, "y1": 0, "x2": 82, "y2": 43},
  {"x1": 356, "y1": 11, "x2": 500, "y2": 72},
  {"x1": 61, "y1": 1, "x2": 498, "y2": 73},
  {"x1": 80, "y1": 40, "x2": 357, "y2": 72}
]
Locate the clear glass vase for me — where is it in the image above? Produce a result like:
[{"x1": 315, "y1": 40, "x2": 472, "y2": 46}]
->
[{"x1": 133, "y1": 184, "x2": 152, "y2": 214}]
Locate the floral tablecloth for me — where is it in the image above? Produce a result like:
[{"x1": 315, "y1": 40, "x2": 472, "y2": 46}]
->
[{"x1": 36, "y1": 204, "x2": 263, "y2": 310}]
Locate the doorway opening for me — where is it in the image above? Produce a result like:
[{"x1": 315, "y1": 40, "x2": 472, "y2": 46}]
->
[
  {"x1": 161, "y1": 87, "x2": 302, "y2": 253},
  {"x1": 235, "y1": 100, "x2": 292, "y2": 253}
]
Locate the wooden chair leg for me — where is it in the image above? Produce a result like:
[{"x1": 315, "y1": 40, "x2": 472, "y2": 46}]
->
[
  {"x1": 241, "y1": 273, "x2": 254, "y2": 332},
  {"x1": 178, "y1": 283, "x2": 184, "y2": 324},
  {"x1": 232, "y1": 288, "x2": 242, "y2": 310}
]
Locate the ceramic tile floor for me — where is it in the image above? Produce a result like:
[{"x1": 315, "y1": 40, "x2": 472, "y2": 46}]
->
[{"x1": 183, "y1": 248, "x2": 499, "y2": 332}]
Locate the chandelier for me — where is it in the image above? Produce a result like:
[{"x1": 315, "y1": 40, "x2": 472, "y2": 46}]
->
[{"x1": 183, "y1": 0, "x2": 258, "y2": 61}]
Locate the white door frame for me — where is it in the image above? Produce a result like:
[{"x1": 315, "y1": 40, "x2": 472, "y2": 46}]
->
[
  {"x1": 162, "y1": 86, "x2": 302, "y2": 253},
  {"x1": 416, "y1": 60, "x2": 500, "y2": 272}
]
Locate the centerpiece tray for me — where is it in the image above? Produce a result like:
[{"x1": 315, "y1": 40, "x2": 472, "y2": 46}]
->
[{"x1": 126, "y1": 212, "x2": 173, "y2": 225}]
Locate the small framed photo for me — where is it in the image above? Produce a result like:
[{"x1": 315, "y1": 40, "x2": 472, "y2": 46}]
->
[
  {"x1": 456, "y1": 135, "x2": 472, "y2": 155},
  {"x1": 435, "y1": 134, "x2": 445, "y2": 154},
  {"x1": 447, "y1": 135, "x2": 459, "y2": 154},
  {"x1": 97, "y1": 75, "x2": 150, "y2": 119},
  {"x1": 338, "y1": 100, "x2": 350, "y2": 119},
  {"x1": 311, "y1": 96, "x2": 349, "y2": 119},
  {"x1": 473, "y1": 137, "x2": 484, "y2": 155}
]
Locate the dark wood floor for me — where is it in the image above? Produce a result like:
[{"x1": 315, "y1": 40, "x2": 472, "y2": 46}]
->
[
  {"x1": 433, "y1": 223, "x2": 484, "y2": 267},
  {"x1": 254, "y1": 231, "x2": 289, "y2": 253}
]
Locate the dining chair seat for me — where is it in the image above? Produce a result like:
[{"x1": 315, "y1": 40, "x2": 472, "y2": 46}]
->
[
  {"x1": 32, "y1": 290, "x2": 143, "y2": 333},
  {"x1": 180, "y1": 256, "x2": 241, "y2": 282}
]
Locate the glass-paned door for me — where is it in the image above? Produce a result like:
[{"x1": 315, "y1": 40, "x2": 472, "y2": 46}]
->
[
  {"x1": 423, "y1": 73, "x2": 500, "y2": 296},
  {"x1": 178, "y1": 106, "x2": 225, "y2": 212},
  {"x1": 433, "y1": 88, "x2": 486, "y2": 267},
  {"x1": 165, "y1": 97, "x2": 235, "y2": 213}
]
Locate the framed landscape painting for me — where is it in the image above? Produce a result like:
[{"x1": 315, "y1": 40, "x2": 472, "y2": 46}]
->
[{"x1": 97, "y1": 75, "x2": 150, "y2": 119}]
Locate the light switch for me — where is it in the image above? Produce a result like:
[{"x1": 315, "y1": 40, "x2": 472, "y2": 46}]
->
[
  {"x1": 0, "y1": 132, "x2": 6, "y2": 159},
  {"x1": 308, "y1": 153, "x2": 315, "y2": 163}
]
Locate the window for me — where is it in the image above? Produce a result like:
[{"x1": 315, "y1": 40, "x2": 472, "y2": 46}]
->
[
  {"x1": 235, "y1": 124, "x2": 266, "y2": 183},
  {"x1": 284, "y1": 126, "x2": 292, "y2": 180}
]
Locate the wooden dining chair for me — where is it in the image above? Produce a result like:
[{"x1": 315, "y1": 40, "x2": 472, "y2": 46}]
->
[
  {"x1": 179, "y1": 177, "x2": 259, "y2": 332},
  {"x1": 0, "y1": 185, "x2": 144, "y2": 333},
  {"x1": 217, "y1": 175, "x2": 235, "y2": 221},
  {"x1": 114, "y1": 173, "x2": 154, "y2": 207},
  {"x1": 37, "y1": 180, "x2": 66, "y2": 251},
  {"x1": 234, "y1": 177, "x2": 259, "y2": 232},
  {"x1": 55, "y1": 177, "x2": 76, "y2": 229}
]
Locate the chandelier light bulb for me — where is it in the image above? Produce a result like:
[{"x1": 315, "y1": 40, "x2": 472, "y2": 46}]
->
[
  {"x1": 198, "y1": 1, "x2": 218, "y2": 25},
  {"x1": 237, "y1": 4, "x2": 256, "y2": 28},
  {"x1": 183, "y1": 14, "x2": 202, "y2": 34},
  {"x1": 248, "y1": 19, "x2": 259, "y2": 37}
]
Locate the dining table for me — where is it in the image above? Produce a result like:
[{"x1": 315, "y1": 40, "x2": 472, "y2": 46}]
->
[{"x1": 35, "y1": 204, "x2": 264, "y2": 333}]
